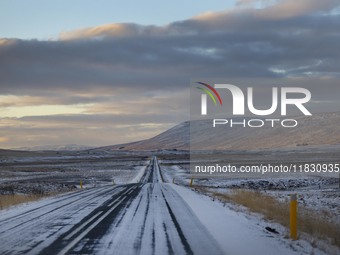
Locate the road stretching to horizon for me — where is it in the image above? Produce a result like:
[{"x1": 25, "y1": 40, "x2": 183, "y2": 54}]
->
[{"x1": 0, "y1": 156, "x2": 223, "y2": 255}]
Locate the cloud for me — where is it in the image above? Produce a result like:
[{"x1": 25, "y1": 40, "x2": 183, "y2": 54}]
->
[
  {"x1": 0, "y1": 113, "x2": 181, "y2": 148},
  {"x1": 235, "y1": 0, "x2": 339, "y2": 18},
  {"x1": 257, "y1": 0, "x2": 340, "y2": 19},
  {"x1": 0, "y1": 0, "x2": 339, "y2": 148},
  {"x1": 0, "y1": 2, "x2": 339, "y2": 96},
  {"x1": 0, "y1": 137, "x2": 8, "y2": 143},
  {"x1": 59, "y1": 23, "x2": 144, "y2": 40},
  {"x1": 0, "y1": 89, "x2": 189, "y2": 148}
]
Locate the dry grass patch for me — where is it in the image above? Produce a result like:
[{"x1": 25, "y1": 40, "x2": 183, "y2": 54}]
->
[
  {"x1": 199, "y1": 188, "x2": 340, "y2": 247},
  {"x1": 0, "y1": 194, "x2": 45, "y2": 210}
]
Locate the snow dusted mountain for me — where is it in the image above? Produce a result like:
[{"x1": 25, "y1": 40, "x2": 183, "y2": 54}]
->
[
  {"x1": 12, "y1": 144, "x2": 94, "y2": 151},
  {"x1": 99, "y1": 122, "x2": 190, "y2": 151},
  {"x1": 190, "y1": 112, "x2": 340, "y2": 150},
  {"x1": 101, "y1": 112, "x2": 340, "y2": 151}
]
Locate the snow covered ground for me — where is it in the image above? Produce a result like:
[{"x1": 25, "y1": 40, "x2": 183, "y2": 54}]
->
[
  {"x1": 0, "y1": 151, "x2": 150, "y2": 195},
  {"x1": 172, "y1": 184, "x2": 329, "y2": 255},
  {"x1": 0, "y1": 151, "x2": 339, "y2": 254}
]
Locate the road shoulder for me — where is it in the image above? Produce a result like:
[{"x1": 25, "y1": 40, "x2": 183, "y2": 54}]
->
[{"x1": 169, "y1": 184, "x2": 322, "y2": 255}]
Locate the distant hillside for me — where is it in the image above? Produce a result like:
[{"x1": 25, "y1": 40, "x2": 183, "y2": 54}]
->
[
  {"x1": 0, "y1": 149, "x2": 59, "y2": 157},
  {"x1": 99, "y1": 112, "x2": 340, "y2": 151},
  {"x1": 97, "y1": 122, "x2": 189, "y2": 151},
  {"x1": 190, "y1": 112, "x2": 340, "y2": 150},
  {"x1": 12, "y1": 144, "x2": 94, "y2": 151}
]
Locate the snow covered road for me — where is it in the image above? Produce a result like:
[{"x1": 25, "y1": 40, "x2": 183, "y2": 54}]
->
[
  {"x1": 0, "y1": 156, "x2": 309, "y2": 255},
  {"x1": 0, "y1": 157, "x2": 222, "y2": 255}
]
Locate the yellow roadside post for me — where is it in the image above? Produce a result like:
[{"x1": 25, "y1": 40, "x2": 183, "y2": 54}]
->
[
  {"x1": 290, "y1": 194, "x2": 298, "y2": 240},
  {"x1": 80, "y1": 180, "x2": 83, "y2": 189},
  {"x1": 190, "y1": 176, "x2": 194, "y2": 187}
]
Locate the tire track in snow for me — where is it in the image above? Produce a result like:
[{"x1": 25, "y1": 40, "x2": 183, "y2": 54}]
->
[
  {"x1": 160, "y1": 190, "x2": 194, "y2": 255},
  {"x1": 0, "y1": 185, "x2": 114, "y2": 224},
  {"x1": 0, "y1": 186, "x2": 119, "y2": 234}
]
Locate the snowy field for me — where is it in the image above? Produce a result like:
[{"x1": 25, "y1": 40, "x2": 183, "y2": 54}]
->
[
  {"x1": 160, "y1": 152, "x2": 340, "y2": 222},
  {"x1": 0, "y1": 149, "x2": 339, "y2": 254},
  {"x1": 0, "y1": 150, "x2": 151, "y2": 195}
]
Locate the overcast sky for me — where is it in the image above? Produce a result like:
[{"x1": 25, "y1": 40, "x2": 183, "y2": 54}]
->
[{"x1": 0, "y1": 0, "x2": 340, "y2": 148}]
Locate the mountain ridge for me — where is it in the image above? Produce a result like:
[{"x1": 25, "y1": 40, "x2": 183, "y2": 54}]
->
[{"x1": 96, "y1": 112, "x2": 340, "y2": 151}]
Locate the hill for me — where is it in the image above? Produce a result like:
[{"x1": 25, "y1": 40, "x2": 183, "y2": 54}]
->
[{"x1": 98, "y1": 112, "x2": 340, "y2": 151}]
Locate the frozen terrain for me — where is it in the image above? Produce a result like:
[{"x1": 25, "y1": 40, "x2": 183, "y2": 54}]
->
[{"x1": 1, "y1": 156, "x2": 330, "y2": 255}]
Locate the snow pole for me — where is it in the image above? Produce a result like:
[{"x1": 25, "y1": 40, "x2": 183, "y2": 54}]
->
[
  {"x1": 80, "y1": 180, "x2": 83, "y2": 189},
  {"x1": 190, "y1": 177, "x2": 194, "y2": 187},
  {"x1": 290, "y1": 194, "x2": 298, "y2": 240}
]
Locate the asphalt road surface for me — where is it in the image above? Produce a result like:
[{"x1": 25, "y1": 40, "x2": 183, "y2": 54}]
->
[{"x1": 0, "y1": 157, "x2": 223, "y2": 255}]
